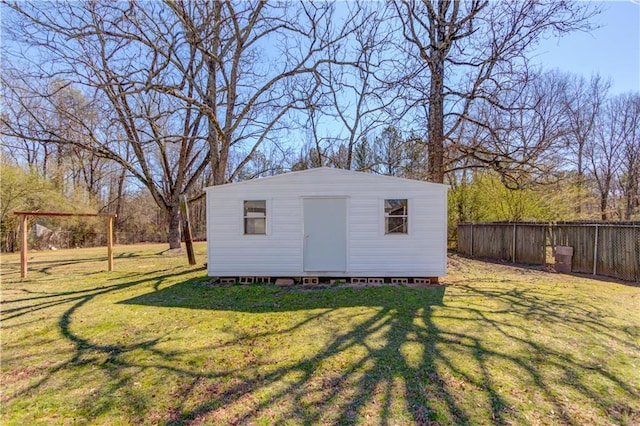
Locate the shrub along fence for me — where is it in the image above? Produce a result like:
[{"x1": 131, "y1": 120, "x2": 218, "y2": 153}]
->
[{"x1": 457, "y1": 222, "x2": 640, "y2": 282}]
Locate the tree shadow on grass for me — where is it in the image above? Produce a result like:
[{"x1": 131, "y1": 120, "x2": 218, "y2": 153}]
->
[
  {"x1": 116, "y1": 281, "x2": 639, "y2": 425},
  {"x1": 0, "y1": 268, "x2": 201, "y2": 404},
  {"x1": 0, "y1": 249, "x2": 180, "y2": 277},
  {"x1": 0, "y1": 257, "x2": 110, "y2": 277},
  {"x1": 3, "y1": 273, "x2": 639, "y2": 424},
  {"x1": 0, "y1": 267, "x2": 204, "y2": 322},
  {"x1": 119, "y1": 283, "x2": 466, "y2": 424}
]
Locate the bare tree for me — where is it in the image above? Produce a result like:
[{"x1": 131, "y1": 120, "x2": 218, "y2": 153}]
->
[
  {"x1": 392, "y1": 0, "x2": 599, "y2": 183},
  {"x1": 167, "y1": 1, "x2": 356, "y2": 182},
  {"x1": 2, "y1": 1, "x2": 211, "y2": 248},
  {"x1": 2, "y1": 1, "x2": 349, "y2": 249},
  {"x1": 1, "y1": 74, "x2": 57, "y2": 174},
  {"x1": 588, "y1": 96, "x2": 627, "y2": 220},
  {"x1": 453, "y1": 70, "x2": 570, "y2": 189},
  {"x1": 317, "y1": 2, "x2": 398, "y2": 170},
  {"x1": 2, "y1": 73, "x2": 117, "y2": 203},
  {"x1": 560, "y1": 73, "x2": 610, "y2": 212},
  {"x1": 615, "y1": 93, "x2": 640, "y2": 220}
]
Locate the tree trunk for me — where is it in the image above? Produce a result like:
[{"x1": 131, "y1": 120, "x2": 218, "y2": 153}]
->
[
  {"x1": 428, "y1": 51, "x2": 445, "y2": 184},
  {"x1": 600, "y1": 195, "x2": 608, "y2": 221},
  {"x1": 576, "y1": 144, "x2": 583, "y2": 214},
  {"x1": 168, "y1": 204, "x2": 182, "y2": 249},
  {"x1": 624, "y1": 170, "x2": 638, "y2": 220},
  {"x1": 114, "y1": 165, "x2": 126, "y2": 226}
]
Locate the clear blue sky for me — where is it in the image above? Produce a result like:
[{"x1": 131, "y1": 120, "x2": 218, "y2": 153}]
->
[{"x1": 533, "y1": 0, "x2": 640, "y2": 94}]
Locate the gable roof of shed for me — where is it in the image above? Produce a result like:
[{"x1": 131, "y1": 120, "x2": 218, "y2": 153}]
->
[{"x1": 205, "y1": 167, "x2": 449, "y2": 191}]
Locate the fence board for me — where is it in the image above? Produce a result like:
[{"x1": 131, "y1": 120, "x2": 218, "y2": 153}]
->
[
  {"x1": 597, "y1": 226, "x2": 640, "y2": 282},
  {"x1": 472, "y1": 224, "x2": 512, "y2": 261},
  {"x1": 457, "y1": 224, "x2": 473, "y2": 255},
  {"x1": 515, "y1": 225, "x2": 546, "y2": 264}
]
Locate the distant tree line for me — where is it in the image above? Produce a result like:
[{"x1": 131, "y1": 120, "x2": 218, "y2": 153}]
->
[{"x1": 1, "y1": 1, "x2": 637, "y2": 251}]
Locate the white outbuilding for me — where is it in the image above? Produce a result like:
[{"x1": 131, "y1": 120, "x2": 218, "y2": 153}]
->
[{"x1": 205, "y1": 167, "x2": 449, "y2": 281}]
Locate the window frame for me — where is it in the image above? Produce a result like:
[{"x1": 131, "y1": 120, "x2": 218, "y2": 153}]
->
[
  {"x1": 243, "y1": 200, "x2": 267, "y2": 235},
  {"x1": 384, "y1": 198, "x2": 408, "y2": 235}
]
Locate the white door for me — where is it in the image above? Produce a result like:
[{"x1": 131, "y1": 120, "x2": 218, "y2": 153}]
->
[{"x1": 303, "y1": 198, "x2": 347, "y2": 272}]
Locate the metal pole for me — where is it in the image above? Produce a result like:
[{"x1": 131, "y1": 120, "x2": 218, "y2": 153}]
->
[{"x1": 593, "y1": 224, "x2": 599, "y2": 276}]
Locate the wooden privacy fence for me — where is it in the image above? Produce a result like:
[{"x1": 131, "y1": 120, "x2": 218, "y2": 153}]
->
[{"x1": 457, "y1": 222, "x2": 640, "y2": 282}]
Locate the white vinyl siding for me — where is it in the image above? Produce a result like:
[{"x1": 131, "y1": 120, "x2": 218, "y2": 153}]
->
[{"x1": 206, "y1": 167, "x2": 448, "y2": 277}]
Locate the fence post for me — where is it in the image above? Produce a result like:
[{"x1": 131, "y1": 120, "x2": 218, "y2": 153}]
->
[
  {"x1": 593, "y1": 224, "x2": 599, "y2": 276},
  {"x1": 512, "y1": 223, "x2": 517, "y2": 263},
  {"x1": 470, "y1": 223, "x2": 474, "y2": 256},
  {"x1": 106, "y1": 216, "x2": 114, "y2": 271},
  {"x1": 20, "y1": 214, "x2": 28, "y2": 278}
]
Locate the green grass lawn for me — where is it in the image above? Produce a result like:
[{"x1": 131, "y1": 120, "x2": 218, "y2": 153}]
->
[{"x1": 1, "y1": 243, "x2": 639, "y2": 425}]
